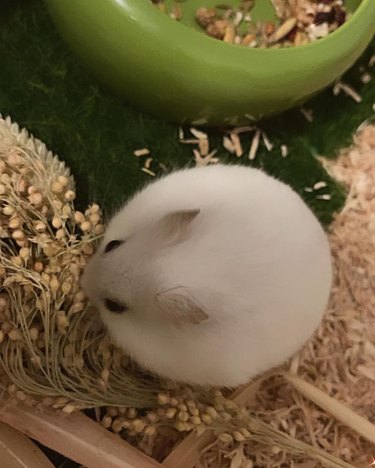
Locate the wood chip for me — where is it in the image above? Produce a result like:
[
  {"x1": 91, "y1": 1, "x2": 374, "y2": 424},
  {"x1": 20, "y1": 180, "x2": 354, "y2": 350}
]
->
[
  {"x1": 316, "y1": 194, "x2": 331, "y2": 200},
  {"x1": 300, "y1": 107, "x2": 314, "y2": 123},
  {"x1": 229, "y1": 126, "x2": 256, "y2": 135},
  {"x1": 248, "y1": 130, "x2": 261, "y2": 160},
  {"x1": 333, "y1": 81, "x2": 362, "y2": 103},
  {"x1": 190, "y1": 128, "x2": 208, "y2": 140},
  {"x1": 261, "y1": 131, "x2": 273, "y2": 151},
  {"x1": 141, "y1": 167, "x2": 156, "y2": 177},
  {"x1": 281, "y1": 144, "x2": 288, "y2": 158},
  {"x1": 144, "y1": 158, "x2": 153, "y2": 169},
  {"x1": 199, "y1": 138, "x2": 210, "y2": 156},
  {"x1": 223, "y1": 136, "x2": 236, "y2": 154},
  {"x1": 230, "y1": 132, "x2": 243, "y2": 157},
  {"x1": 313, "y1": 181, "x2": 327, "y2": 190},
  {"x1": 133, "y1": 148, "x2": 150, "y2": 157}
]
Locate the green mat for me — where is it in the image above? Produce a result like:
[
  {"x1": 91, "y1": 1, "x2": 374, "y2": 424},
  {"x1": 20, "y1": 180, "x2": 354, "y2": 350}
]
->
[
  {"x1": 0, "y1": 1, "x2": 373, "y2": 466},
  {"x1": 0, "y1": 0, "x2": 373, "y2": 226}
]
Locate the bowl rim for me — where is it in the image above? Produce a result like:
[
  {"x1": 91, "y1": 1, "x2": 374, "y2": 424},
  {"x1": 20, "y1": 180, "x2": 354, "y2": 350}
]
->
[{"x1": 141, "y1": 0, "x2": 374, "y2": 54}]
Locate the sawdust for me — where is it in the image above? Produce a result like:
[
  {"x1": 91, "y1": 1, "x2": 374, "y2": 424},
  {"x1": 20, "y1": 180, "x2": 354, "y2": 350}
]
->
[{"x1": 200, "y1": 125, "x2": 375, "y2": 467}]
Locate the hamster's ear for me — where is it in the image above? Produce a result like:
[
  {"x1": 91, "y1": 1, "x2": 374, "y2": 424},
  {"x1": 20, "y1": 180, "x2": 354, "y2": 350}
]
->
[
  {"x1": 156, "y1": 288, "x2": 209, "y2": 325},
  {"x1": 157, "y1": 209, "x2": 200, "y2": 246}
]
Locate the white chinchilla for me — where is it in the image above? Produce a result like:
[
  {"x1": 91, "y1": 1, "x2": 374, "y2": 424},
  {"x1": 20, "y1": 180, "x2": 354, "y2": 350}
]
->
[{"x1": 81, "y1": 164, "x2": 332, "y2": 387}]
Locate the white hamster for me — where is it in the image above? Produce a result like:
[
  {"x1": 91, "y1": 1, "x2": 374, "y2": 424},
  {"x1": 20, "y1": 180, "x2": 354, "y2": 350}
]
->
[{"x1": 81, "y1": 164, "x2": 332, "y2": 387}]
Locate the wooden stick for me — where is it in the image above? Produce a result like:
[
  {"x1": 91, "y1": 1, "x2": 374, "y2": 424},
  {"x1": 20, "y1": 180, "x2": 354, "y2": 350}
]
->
[
  {"x1": 0, "y1": 402, "x2": 161, "y2": 468},
  {"x1": 0, "y1": 420, "x2": 54, "y2": 468}
]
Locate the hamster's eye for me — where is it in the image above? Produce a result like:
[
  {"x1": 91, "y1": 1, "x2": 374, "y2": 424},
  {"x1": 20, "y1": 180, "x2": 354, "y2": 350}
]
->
[
  {"x1": 104, "y1": 298, "x2": 128, "y2": 314},
  {"x1": 104, "y1": 240, "x2": 123, "y2": 253}
]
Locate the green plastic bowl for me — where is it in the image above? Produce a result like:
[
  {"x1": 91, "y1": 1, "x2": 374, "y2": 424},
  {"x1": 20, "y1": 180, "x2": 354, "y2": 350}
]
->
[{"x1": 44, "y1": 0, "x2": 375, "y2": 126}]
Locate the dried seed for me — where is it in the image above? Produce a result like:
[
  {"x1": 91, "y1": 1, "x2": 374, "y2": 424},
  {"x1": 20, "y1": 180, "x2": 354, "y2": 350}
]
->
[
  {"x1": 102, "y1": 416, "x2": 112, "y2": 428},
  {"x1": 52, "y1": 217, "x2": 63, "y2": 229},
  {"x1": 19, "y1": 247, "x2": 30, "y2": 259},
  {"x1": 145, "y1": 426, "x2": 156, "y2": 436},
  {"x1": 233, "y1": 430, "x2": 246, "y2": 442},
  {"x1": 12, "y1": 229, "x2": 25, "y2": 241},
  {"x1": 8, "y1": 329, "x2": 22, "y2": 341},
  {"x1": 80, "y1": 221, "x2": 92, "y2": 232},
  {"x1": 57, "y1": 175, "x2": 69, "y2": 187},
  {"x1": 191, "y1": 416, "x2": 202, "y2": 425},
  {"x1": 157, "y1": 393, "x2": 169, "y2": 405},
  {"x1": 16, "y1": 391, "x2": 27, "y2": 401},
  {"x1": 218, "y1": 432, "x2": 233, "y2": 443},
  {"x1": 33, "y1": 261, "x2": 44, "y2": 272},
  {"x1": 29, "y1": 328, "x2": 39, "y2": 341},
  {"x1": 166, "y1": 407, "x2": 177, "y2": 419},
  {"x1": 62, "y1": 404, "x2": 76, "y2": 414},
  {"x1": 9, "y1": 217, "x2": 22, "y2": 229},
  {"x1": 74, "y1": 211, "x2": 85, "y2": 224},
  {"x1": 242, "y1": 33, "x2": 256, "y2": 45},
  {"x1": 64, "y1": 190, "x2": 76, "y2": 201},
  {"x1": 223, "y1": 25, "x2": 235, "y2": 43},
  {"x1": 29, "y1": 192, "x2": 43, "y2": 205},
  {"x1": 273, "y1": 17, "x2": 297, "y2": 41},
  {"x1": 3, "y1": 205, "x2": 15, "y2": 216},
  {"x1": 35, "y1": 221, "x2": 47, "y2": 232},
  {"x1": 51, "y1": 181, "x2": 64, "y2": 194}
]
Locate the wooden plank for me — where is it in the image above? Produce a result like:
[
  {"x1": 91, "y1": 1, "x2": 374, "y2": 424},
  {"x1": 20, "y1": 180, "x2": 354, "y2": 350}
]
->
[
  {"x1": 0, "y1": 402, "x2": 162, "y2": 468},
  {"x1": 0, "y1": 420, "x2": 54, "y2": 468}
]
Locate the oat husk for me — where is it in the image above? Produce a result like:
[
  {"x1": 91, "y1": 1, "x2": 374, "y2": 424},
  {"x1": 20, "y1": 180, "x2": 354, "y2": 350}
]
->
[{"x1": 0, "y1": 115, "x2": 374, "y2": 467}]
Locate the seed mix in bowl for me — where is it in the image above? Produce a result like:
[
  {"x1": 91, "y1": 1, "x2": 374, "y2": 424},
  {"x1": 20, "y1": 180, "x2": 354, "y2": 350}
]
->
[{"x1": 152, "y1": 0, "x2": 349, "y2": 48}]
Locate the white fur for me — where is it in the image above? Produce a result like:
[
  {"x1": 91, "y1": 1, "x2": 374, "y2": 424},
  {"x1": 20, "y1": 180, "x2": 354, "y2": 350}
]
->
[{"x1": 81, "y1": 164, "x2": 332, "y2": 387}]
